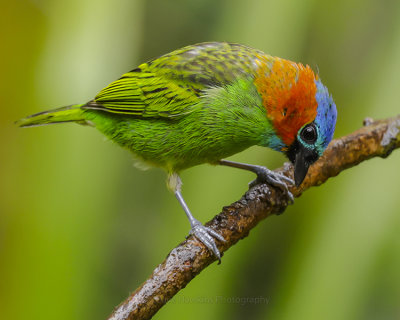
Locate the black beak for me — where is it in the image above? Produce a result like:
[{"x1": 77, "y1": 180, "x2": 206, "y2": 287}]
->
[{"x1": 293, "y1": 145, "x2": 319, "y2": 187}]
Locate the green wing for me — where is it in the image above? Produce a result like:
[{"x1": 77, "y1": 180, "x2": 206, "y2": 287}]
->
[
  {"x1": 84, "y1": 42, "x2": 265, "y2": 119},
  {"x1": 87, "y1": 68, "x2": 199, "y2": 118}
]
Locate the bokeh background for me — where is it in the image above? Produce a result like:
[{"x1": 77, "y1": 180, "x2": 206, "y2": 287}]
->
[{"x1": 2, "y1": 0, "x2": 400, "y2": 319}]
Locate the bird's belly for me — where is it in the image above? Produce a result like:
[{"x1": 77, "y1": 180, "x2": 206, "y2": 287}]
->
[
  {"x1": 128, "y1": 126, "x2": 252, "y2": 171},
  {"x1": 91, "y1": 113, "x2": 256, "y2": 172}
]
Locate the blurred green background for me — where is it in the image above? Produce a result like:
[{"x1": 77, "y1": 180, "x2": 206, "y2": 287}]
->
[{"x1": 2, "y1": 0, "x2": 400, "y2": 319}]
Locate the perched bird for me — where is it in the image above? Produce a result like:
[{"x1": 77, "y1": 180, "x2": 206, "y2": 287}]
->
[{"x1": 17, "y1": 42, "x2": 337, "y2": 261}]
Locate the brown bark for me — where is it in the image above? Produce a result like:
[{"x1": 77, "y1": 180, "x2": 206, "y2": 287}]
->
[{"x1": 107, "y1": 115, "x2": 400, "y2": 320}]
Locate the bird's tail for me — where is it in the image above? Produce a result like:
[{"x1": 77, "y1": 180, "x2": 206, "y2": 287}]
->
[{"x1": 16, "y1": 104, "x2": 88, "y2": 128}]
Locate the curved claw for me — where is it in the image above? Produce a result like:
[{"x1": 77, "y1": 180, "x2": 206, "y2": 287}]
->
[
  {"x1": 189, "y1": 222, "x2": 225, "y2": 263},
  {"x1": 249, "y1": 166, "x2": 295, "y2": 203}
]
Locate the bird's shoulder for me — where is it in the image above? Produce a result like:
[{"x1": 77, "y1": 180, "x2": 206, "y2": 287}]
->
[{"x1": 145, "y1": 42, "x2": 267, "y2": 86}]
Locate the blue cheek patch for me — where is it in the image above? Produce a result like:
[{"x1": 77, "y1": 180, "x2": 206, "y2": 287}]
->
[
  {"x1": 268, "y1": 134, "x2": 286, "y2": 152},
  {"x1": 314, "y1": 80, "x2": 337, "y2": 150}
]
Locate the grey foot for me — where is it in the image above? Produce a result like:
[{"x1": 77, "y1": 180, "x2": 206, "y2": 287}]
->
[
  {"x1": 249, "y1": 166, "x2": 295, "y2": 203},
  {"x1": 189, "y1": 219, "x2": 226, "y2": 263}
]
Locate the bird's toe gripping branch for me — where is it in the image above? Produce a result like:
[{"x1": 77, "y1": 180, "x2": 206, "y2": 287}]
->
[
  {"x1": 219, "y1": 159, "x2": 295, "y2": 204},
  {"x1": 189, "y1": 220, "x2": 226, "y2": 263},
  {"x1": 249, "y1": 166, "x2": 295, "y2": 203}
]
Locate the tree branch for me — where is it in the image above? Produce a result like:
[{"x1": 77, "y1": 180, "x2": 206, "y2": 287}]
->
[{"x1": 107, "y1": 115, "x2": 400, "y2": 320}]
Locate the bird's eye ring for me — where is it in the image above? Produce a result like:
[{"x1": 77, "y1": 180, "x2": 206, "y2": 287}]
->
[{"x1": 300, "y1": 124, "x2": 317, "y2": 144}]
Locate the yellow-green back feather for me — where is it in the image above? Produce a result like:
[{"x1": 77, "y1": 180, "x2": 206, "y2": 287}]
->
[{"x1": 84, "y1": 42, "x2": 268, "y2": 119}]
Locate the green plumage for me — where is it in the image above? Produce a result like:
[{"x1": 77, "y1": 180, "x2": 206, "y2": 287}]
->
[
  {"x1": 18, "y1": 42, "x2": 274, "y2": 175},
  {"x1": 18, "y1": 42, "x2": 337, "y2": 259}
]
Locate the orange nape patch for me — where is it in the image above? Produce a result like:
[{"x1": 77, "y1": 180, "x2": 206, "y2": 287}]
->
[{"x1": 254, "y1": 57, "x2": 318, "y2": 146}]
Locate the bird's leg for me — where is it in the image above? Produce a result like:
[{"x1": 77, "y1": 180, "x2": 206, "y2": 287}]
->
[
  {"x1": 218, "y1": 159, "x2": 294, "y2": 203},
  {"x1": 169, "y1": 173, "x2": 225, "y2": 262}
]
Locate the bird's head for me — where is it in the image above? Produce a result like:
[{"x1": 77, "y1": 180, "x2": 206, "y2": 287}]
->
[
  {"x1": 285, "y1": 80, "x2": 337, "y2": 186},
  {"x1": 255, "y1": 57, "x2": 337, "y2": 186}
]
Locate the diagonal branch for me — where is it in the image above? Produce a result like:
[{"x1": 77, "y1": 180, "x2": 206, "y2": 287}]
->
[{"x1": 107, "y1": 115, "x2": 400, "y2": 320}]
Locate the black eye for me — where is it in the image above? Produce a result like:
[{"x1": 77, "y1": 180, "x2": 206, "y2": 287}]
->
[{"x1": 300, "y1": 124, "x2": 317, "y2": 144}]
